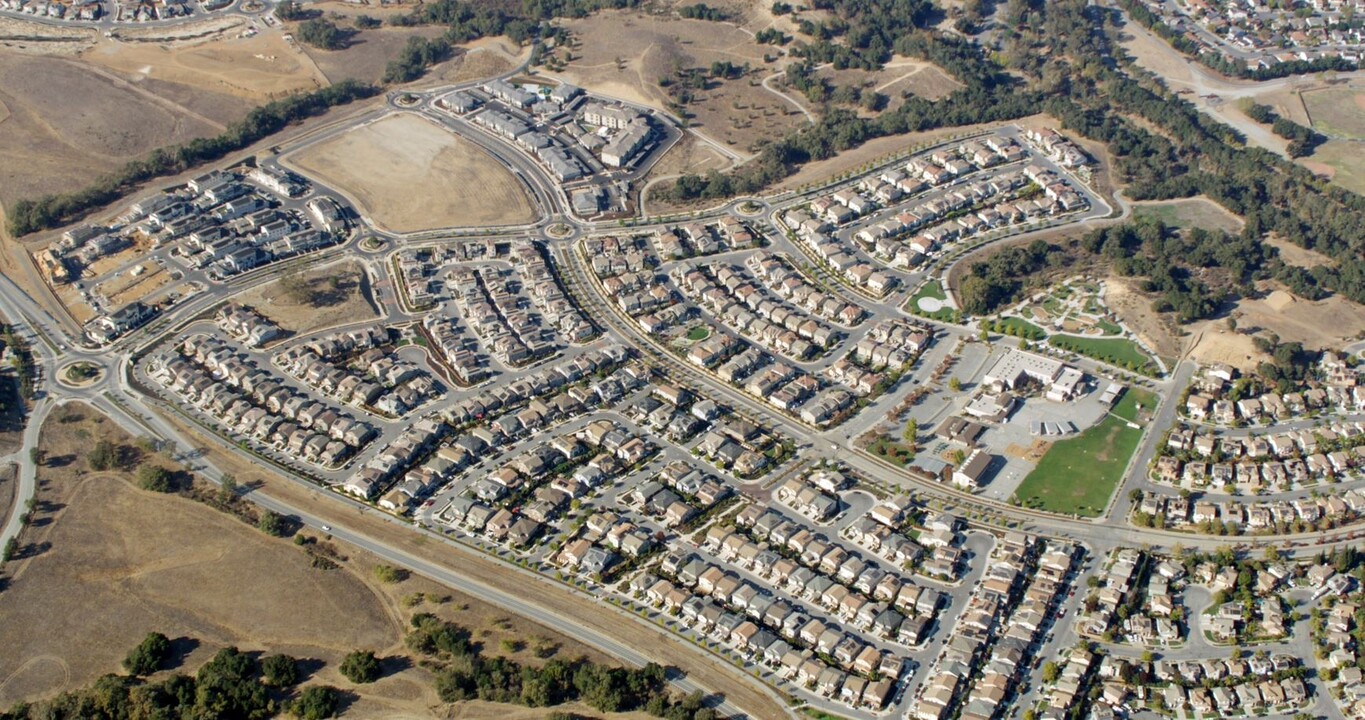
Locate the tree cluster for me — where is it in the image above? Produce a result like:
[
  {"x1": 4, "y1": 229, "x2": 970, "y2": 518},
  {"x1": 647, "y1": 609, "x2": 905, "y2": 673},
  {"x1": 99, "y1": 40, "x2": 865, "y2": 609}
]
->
[
  {"x1": 296, "y1": 19, "x2": 351, "y2": 50},
  {"x1": 0, "y1": 644, "x2": 332, "y2": 720},
  {"x1": 678, "y1": 3, "x2": 727, "y2": 21},
  {"x1": 382, "y1": 36, "x2": 456, "y2": 84},
  {"x1": 407, "y1": 614, "x2": 717, "y2": 718},
  {"x1": 122, "y1": 632, "x2": 172, "y2": 676},
  {"x1": 958, "y1": 240, "x2": 1065, "y2": 315}
]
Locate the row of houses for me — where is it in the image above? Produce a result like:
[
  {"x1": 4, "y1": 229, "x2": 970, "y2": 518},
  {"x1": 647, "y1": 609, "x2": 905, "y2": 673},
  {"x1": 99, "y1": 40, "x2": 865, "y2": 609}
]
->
[
  {"x1": 632, "y1": 564, "x2": 899, "y2": 711},
  {"x1": 914, "y1": 535, "x2": 1076, "y2": 720},
  {"x1": 215, "y1": 303, "x2": 284, "y2": 348},
  {"x1": 273, "y1": 326, "x2": 441, "y2": 418},
  {"x1": 1136, "y1": 488, "x2": 1365, "y2": 533},
  {"x1": 509, "y1": 241, "x2": 595, "y2": 344},
  {"x1": 672, "y1": 261, "x2": 840, "y2": 361},
  {"x1": 154, "y1": 334, "x2": 375, "y2": 468},
  {"x1": 745, "y1": 251, "x2": 867, "y2": 327},
  {"x1": 1154, "y1": 435, "x2": 1364, "y2": 492},
  {"x1": 782, "y1": 215, "x2": 901, "y2": 297},
  {"x1": 448, "y1": 265, "x2": 556, "y2": 367},
  {"x1": 731, "y1": 505, "x2": 946, "y2": 632},
  {"x1": 652, "y1": 218, "x2": 759, "y2": 260}
]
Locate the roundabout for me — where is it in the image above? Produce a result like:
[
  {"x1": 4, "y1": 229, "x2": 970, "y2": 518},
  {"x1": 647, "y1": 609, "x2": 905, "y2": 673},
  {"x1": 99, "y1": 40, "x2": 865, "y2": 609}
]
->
[{"x1": 56, "y1": 361, "x2": 104, "y2": 389}]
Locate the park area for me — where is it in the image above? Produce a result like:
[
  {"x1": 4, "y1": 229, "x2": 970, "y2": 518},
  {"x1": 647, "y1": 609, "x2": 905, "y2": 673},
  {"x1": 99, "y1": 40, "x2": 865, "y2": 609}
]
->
[
  {"x1": 988, "y1": 277, "x2": 1164, "y2": 375},
  {"x1": 1048, "y1": 334, "x2": 1161, "y2": 376},
  {"x1": 285, "y1": 113, "x2": 537, "y2": 232},
  {"x1": 1011, "y1": 388, "x2": 1155, "y2": 517},
  {"x1": 908, "y1": 280, "x2": 960, "y2": 323}
]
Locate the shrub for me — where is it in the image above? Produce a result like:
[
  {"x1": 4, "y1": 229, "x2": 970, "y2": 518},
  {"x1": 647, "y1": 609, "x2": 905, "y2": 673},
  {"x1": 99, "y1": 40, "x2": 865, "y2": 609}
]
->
[
  {"x1": 123, "y1": 632, "x2": 172, "y2": 676},
  {"x1": 339, "y1": 651, "x2": 381, "y2": 684}
]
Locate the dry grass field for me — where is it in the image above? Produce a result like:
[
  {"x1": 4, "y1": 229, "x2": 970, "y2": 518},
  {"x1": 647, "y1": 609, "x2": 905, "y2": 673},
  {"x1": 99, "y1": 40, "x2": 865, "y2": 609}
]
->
[
  {"x1": 0, "y1": 15, "x2": 97, "y2": 55},
  {"x1": 0, "y1": 403, "x2": 397, "y2": 706},
  {"x1": 1300, "y1": 140, "x2": 1365, "y2": 194},
  {"x1": 233, "y1": 259, "x2": 378, "y2": 335},
  {"x1": 0, "y1": 49, "x2": 229, "y2": 207},
  {"x1": 1131, "y1": 197, "x2": 1243, "y2": 233},
  {"x1": 300, "y1": 25, "x2": 446, "y2": 85},
  {"x1": 815, "y1": 57, "x2": 963, "y2": 109},
  {"x1": 286, "y1": 113, "x2": 537, "y2": 232},
  {"x1": 1296, "y1": 86, "x2": 1365, "y2": 194},
  {"x1": 549, "y1": 10, "x2": 773, "y2": 110},
  {"x1": 543, "y1": 9, "x2": 802, "y2": 155},
  {"x1": 1229, "y1": 285, "x2": 1365, "y2": 348},
  {"x1": 428, "y1": 37, "x2": 526, "y2": 85},
  {"x1": 1302, "y1": 85, "x2": 1365, "y2": 139},
  {"x1": 1265, "y1": 234, "x2": 1335, "y2": 269},
  {"x1": 82, "y1": 31, "x2": 328, "y2": 101},
  {"x1": 681, "y1": 73, "x2": 809, "y2": 154}
]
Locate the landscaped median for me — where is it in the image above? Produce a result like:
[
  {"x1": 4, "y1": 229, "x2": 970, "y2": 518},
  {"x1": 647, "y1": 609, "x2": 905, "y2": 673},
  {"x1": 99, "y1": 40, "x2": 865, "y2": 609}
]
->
[{"x1": 1011, "y1": 388, "x2": 1156, "y2": 517}]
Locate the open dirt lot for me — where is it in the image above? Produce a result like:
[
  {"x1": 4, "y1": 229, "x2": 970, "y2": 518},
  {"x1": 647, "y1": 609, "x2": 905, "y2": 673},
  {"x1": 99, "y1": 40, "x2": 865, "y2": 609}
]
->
[
  {"x1": 1104, "y1": 276, "x2": 1184, "y2": 360},
  {"x1": 1226, "y1": 285, "x2": 1365, "y2": 350},
  {"x1": 286, "y1": 113, "x2": 537, "y2": 232},
  {"x1": 0, "y1": 49, "x2": 229, "y2": 207},
  {"x1": 1185, "y1": 326, "x2": 1269, "y2": 372},
  {"x1": 167, "y1": 413, "x2": 790, "y2": 720},
  {"x1": 81, "y1": 30, "x2": 329, "y2": 101},
  {"x1": 233, "y1": 259, "x2": 378, "y2": 335}
]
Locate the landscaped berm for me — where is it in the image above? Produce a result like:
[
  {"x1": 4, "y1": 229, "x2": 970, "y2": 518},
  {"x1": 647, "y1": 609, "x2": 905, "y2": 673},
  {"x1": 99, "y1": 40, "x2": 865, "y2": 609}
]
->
[
  {"x1": 285, "y1": 113, "x2": 537, "y2": 233},
  {"x1": 1012, "y1": 388, "x2": 1155, "y2": 517}
]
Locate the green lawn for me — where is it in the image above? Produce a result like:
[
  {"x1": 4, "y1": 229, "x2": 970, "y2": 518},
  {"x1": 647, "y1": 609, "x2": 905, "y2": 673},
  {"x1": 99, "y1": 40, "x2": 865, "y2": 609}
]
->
[
  {"x1": 908, "y1": 280, "x2": 960, "y2": 323},
  {"x1": 685, "y1": 325, "x2": 711, "y2": 341},
  {"x1": 912, "y1": 279, "x2": 946, "y2": 301},
  {"x1": 1013, "y1": 389, "x2": 1155, "y2": 516},
  {"x1": 990, "y1": 316, "x2": 1047, "y2": 340},
  {"x1": 1095, "y1": 318, "x2": 1123, "y2": 336},
  {"x1": 1048, "y1": 334, "x2": 1158, "y2": 374}
]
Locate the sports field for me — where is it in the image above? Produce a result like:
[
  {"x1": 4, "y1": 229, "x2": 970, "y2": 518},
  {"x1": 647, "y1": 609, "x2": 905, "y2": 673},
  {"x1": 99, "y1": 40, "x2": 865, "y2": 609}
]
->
[{"x1": 1013, "y1": 389, "x2": 1154, "y2": 517}]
